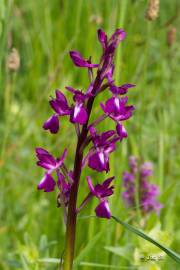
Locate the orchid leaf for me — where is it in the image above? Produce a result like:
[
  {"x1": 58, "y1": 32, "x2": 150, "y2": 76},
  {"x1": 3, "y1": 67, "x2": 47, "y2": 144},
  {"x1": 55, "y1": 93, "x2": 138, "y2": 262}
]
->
[{"x1": 112, "y1": 216, "x2": 180, "y2": 264}]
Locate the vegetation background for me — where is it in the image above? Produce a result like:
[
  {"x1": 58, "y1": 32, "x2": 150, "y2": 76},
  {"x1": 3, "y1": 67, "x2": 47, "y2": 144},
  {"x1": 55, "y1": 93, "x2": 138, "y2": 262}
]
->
[{"x1": 0, "y1": 0, "x2": 179, "y2": 269}]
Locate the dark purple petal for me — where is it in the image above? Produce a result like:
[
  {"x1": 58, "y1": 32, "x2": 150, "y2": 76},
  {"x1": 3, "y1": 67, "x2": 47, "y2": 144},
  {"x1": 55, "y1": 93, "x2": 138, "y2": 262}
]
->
[
  {"x1": 50, "y1": 100, "x2": 70, "y2": 116},
  {"x1": 65, "y1": 86, "x2": 77, "y2": 95},
  {"x1": 36, "y1": 148, "x2": 56, "y2": 170},
  {"x1": 57, "y1": 148, "x2": 68, "y2": 167},
  {"x1": 70, "y1": 104, "x2": 88, "y2": 125},
  {"x1": 87, "y1": 176, "x2": 114, "y2": 199},
  {"x1": 49, "y1": 90, "x2": 70, "y2": 116},
  {"x1": 87, "y1": 176, "x2": 96, "y2": 196},
  {"x1": 69, "y1": 51, "x2": 98, "y2": 68},
  {"x1": 37, "y1": 173, "x2": 56, "y2": 192},
  {"x1": 55, "y1": 90, "x2": 68, "y2": 103},
  {"x1": 43, "y1": 115, "x2": 59, "y2": 134},
  {"x1": 106, "y1": 64, "x2": 114, "y2": 83},
  {"x1": 110, "y1": 83, "x2": 136, "y2": 95},
  {"x1": 95, "y1": 200, "x2": 111, "y2": 219},
  {"x1": 97, "y1": 29, "x2": 107, "y2": 49},
  {"x1": 101, "y1": 96, "x2": 135, "y2": 122},
  {"x1": 88, "y1": 150, "x2": 109, "y2": 173},
  {"x1": 109, "y1": 29, "x2": 126, "y2": 44},
  {"x1": 66, "y1": 87, "x2": 88, "y2": 103},
  {"x1": 36, "y1": 147, "x2": 49, "y2": 156},
  {"x1": 116, "y1": 123, "x2": 128, "y2": 139}
]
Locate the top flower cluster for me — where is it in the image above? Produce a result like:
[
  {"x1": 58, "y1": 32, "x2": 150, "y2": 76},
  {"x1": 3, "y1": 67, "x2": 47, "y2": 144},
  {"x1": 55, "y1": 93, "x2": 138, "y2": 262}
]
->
[{"x1": 36, "y1": 29, "x2": 135, "y2": 219}]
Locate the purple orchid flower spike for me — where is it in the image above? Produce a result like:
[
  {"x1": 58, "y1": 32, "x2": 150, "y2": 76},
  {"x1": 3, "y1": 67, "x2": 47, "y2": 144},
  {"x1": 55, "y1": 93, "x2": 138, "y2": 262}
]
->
[
  {"x1": 87, "y1": 176, "x2": 114, "y2": 219},
  {"x1": 36, "y1": 28, "x2": 137, "y2": 269},
  {"x1": 43, "y1": 90, "x2": 71, "y2": 133},
  {"x1": 122, "y1": 157, "x2": 163, "y2": 215},
  {"x1": 36, "y1": 147, "x2": 67, "y2": 192},
  {"x1": 66, "y1": 86, "x2": 88, "y2": 125},
  {"x1": 69, "y1": 51, "x2": 98, "y2": 68}
]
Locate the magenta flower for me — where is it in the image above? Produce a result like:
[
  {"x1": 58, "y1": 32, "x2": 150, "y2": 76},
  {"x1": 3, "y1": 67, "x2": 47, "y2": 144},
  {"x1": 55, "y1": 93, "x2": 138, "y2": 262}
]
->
[
  {"x1": 110, "y1": 83, "x2": 135, "y2": 95},
  {"x1": 87, "y1": 176, "x2": 114, "y2": 219},
  {"x1": 66, "y1": 86, "x2": 88, "y2": 125},
  {"x1": 36, "y1": 147, "x2": 67, "y2": 192},
  {"x1": 38, "y1": 173, "x2": 56, "y2": 192},
  {"x1": 43, "y1": 90, "x2": 71, "y2": 133},
  {"x1": 101, "y1": 96, "x2": 135, "y2": 123},
  {"x1": 69, "y1": 51, "x2": 98, "y2": 68},
  {"x1": 85, "y1": 127, "x2": 116, "y2": 172},
  {"x1": 116, "y1": 123, "x2": 128, "y2": 140},
  {"x1": 43, "y1": 115, "x2": 59, "y2": 134}
]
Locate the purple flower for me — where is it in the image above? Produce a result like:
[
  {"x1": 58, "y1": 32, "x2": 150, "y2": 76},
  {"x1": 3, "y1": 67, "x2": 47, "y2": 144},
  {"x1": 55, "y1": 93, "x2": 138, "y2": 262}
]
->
[
  {"x1": 69, "y1": 51, "x2": 98, "y2": 68},
  {"x1": 122, "y1": 157, "x2": 163, "y2": 215},
  {"x1": 116, "y1": 123, "x2": 128, "y2": 140},
  {"x1": 86, "y1": 127, "x2": 116, "y2": 172},
  {"x1": 101, "y1": 96, "x2": 135, "y2": 123},
  {"x1": 36, "y1": 28, "x2": 136, "y2": 228},
  {"x1": 95, "y1": 200, "x2": 111, "y2": 219},
  {"x1": 36, "y1": 147, "x2": 67, "y2": 192},
  {"x1": 38, "y1": 173, "x2": 56, "y2": 192},
  {"x1": 43, "y1": 90, "x2": 71, "y2": 133},
  {"x1": 66, "y1": 86, "x2": 88, "y2": 125},
  {"x1": 97, "y1": 29, "x2": 107, "y2": 50},
  {"x1": 43, "y1": 115, "x2": 59, "y2": 134},
  {"x1": 87, "y1": 176, "x2": 114, "y2": 219},
  {"x1": 110, "y1": 83, "x2": 135, "y2": 95}
]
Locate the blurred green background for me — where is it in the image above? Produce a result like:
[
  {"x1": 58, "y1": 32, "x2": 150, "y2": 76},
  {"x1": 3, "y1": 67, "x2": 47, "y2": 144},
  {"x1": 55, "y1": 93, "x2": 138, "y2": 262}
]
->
[{"x1": 0, "y1": 0, "x2": 179, "y2": 269}]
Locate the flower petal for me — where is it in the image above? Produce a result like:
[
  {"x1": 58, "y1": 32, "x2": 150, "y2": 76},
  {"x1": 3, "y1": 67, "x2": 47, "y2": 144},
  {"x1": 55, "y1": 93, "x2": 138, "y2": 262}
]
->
[
  {"x1": 88, "y1": 151, "x2": 109, "y2": 173},
  {"x1": 116, "y1": 123, "x2": 128, "y2": 139},
  {"x1": 43, "y1": 115, "x2": 59, "y2": 134},
  {"x1": 70, "y1": 104, "x2": 88, "y2": 125},
  {"x1": 95, "y1": 200, "x2": 111, "y2": 219},
  {"x1": 69, "y1": 50, "x2": 98, "y2": 68},
  {"x1": 37, "y1": 173, "x2": 56, "y2": 192},
  {"x1": 36, "y1": 148, "x2": 56, "y2": 170},
  {"x1": 97, "y1": 29, "x2": 107, "y2": 49},
  {"x1": 87, "y1": 176, "x2": 96, "y2": 196}
]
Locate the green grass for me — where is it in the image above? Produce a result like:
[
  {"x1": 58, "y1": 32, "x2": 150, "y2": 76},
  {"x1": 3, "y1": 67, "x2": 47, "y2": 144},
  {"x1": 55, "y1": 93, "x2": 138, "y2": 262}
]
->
[{"x1": 0, "y1": 0, "x2": 180, "y2": 269}]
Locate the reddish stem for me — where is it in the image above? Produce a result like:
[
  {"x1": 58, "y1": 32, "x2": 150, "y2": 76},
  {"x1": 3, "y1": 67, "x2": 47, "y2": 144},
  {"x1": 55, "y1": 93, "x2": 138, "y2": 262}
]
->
[{"x1": 63, "y1": 73, "x2": 102, "y2": 270}]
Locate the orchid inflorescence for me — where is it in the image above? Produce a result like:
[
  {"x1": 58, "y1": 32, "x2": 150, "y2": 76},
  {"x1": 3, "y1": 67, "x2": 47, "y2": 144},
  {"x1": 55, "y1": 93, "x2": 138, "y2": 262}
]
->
[
  {"x1": 122, "y1": 156, "x2": 163, "y2": 214},
  {"x1": 35, "y1": 28, "x2": 135, "y2": 220}
]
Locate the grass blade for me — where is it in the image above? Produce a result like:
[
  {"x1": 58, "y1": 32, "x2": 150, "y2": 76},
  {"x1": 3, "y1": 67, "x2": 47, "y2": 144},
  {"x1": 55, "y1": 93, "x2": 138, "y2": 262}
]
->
[{"x1": 112, "y1": 216, "x2": 180, "y2": 264}]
